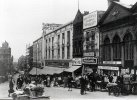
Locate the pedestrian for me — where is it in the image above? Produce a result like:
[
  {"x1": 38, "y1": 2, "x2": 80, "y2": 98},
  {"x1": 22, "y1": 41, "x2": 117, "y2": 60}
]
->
[
  {"x1": 63, "y1": 76, "x2": 68, "y2": 88},
  {"x1": 84, "y1": 75, "x2": 88, "y2": 94},
  {"x1": 47, "y1": 76, "x2": 51, "y2": 87},
  {"x1": 80, "y1": 75, "x2": 85, "y2": 95},
  {"x1": 17, "y1": 75, "x2": 24, "y2": 90},
  {"x1": 68, "y1": 75, "x2": 73, "y2": 91},
  {"x1": 108, "y1": 74, "x2": 113, "y2": 83},
  {"x1": 8, "y1": 76, "x2": 15, "y2": 97}
]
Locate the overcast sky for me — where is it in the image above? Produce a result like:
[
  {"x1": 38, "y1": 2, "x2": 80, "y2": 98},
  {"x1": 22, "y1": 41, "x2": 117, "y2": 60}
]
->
[{"x1": 0, "y1": 0, "x2": 136, "y2": 62}]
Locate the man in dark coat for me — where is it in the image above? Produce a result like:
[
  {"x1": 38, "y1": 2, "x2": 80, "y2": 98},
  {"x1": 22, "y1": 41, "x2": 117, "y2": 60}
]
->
[
  {"x1": 80, "y1": 75, "x2": 86, "y2": 95},
  {"x1": 17, "y1": 75, "x2": 24, "y2": 90},
  {"x1": 68, "y1": 75, "x2": 73, "y2": 91},
  {"x1": 8, "y1": 77, "x2": 15, "y2": 97}
]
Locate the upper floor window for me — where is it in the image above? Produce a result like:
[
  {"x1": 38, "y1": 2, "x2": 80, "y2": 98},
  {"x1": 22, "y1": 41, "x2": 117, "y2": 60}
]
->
[
  {"x1": 112, "y1": 35, "x2": 121, "y2": 61},
  {"x1": 123, "y1": 33, "x2": 133, "y2": 60},
  {"x1": 104, "y1": 37, "x2": 111, "y2": 61}
]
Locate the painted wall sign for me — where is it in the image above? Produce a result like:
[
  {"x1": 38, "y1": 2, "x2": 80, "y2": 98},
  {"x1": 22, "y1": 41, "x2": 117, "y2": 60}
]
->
[
  {"x1": 82, "y1": 57, "x2": 97, "y2": 64},
  {"x1": 83, "y1": 52, "x2": 94, "y2": 57},
  {"x1": 98, "y1": 66, "x2": 119, "y2": 70},
  {"x1": 72, "y1": 58, "x2": 82, "y2": 65},
  {"x1": 83, "y1": 11, "x2": 97, "y2": 29},
  {"x1": 103, "y1": 61, "x2": 122, "y2": 64}
]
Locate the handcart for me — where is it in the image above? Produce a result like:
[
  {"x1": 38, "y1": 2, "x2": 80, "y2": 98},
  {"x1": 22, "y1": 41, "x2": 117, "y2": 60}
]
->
[{"x1": 106, "y1": 82, "x2": 121, "y2": 97}]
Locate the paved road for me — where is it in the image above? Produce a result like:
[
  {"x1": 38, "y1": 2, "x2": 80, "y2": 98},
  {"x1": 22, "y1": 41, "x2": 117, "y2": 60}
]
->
[{"x1": 44, "y1": 86, "x2": 137, "y2": 100}]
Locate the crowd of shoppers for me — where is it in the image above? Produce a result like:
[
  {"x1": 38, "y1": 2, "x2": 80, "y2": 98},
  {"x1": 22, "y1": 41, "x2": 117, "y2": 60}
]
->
[{"x1": 7, "y1": 71, "x2": 137, "y2": 97}]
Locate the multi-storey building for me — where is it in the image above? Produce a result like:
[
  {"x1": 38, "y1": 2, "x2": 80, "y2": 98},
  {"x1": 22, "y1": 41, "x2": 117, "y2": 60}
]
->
[
  {"x1": 33, "y1": 37, "x2": 42, "y2": 67},
  {"x1": 99, "y1": 0, "x2": 137, "y2": 75},
  {"x1": 43, "y1": 22, "x2": 73, "y2": 68},
  {"x1": 26, "y1": 44, "x2": 33, "y2": 71},
  {"x1": 83, "y1": 11, "x2": 104, "y2": 74},
  {"x1": 0, "y1": 41, "x2": 13, "y2": 75}
]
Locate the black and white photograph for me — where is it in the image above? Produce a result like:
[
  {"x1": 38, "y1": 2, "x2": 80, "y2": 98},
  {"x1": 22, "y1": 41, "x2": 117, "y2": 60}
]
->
[{"x1": 0, "y1": 0, "x2": 137, "y2": 100}]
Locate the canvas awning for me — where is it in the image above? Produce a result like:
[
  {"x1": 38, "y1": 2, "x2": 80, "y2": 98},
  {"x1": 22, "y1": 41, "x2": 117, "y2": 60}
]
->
[
  {"x1": 41, "y1": 66, "x2": 65, "y2": 75},
  {"x1": 29, "y1": 66, "x2": 66, "y2": 75},
  {"x1": 29, "y1": 67, "x2": 42, "y2": 75},
  {"x1": 64, "y1": 65, "x2": 81, "y2": 72}
]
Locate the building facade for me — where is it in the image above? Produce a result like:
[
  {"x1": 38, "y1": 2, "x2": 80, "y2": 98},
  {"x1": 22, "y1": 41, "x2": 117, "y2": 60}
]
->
[
  {"x1": 43, "y1": 22, "x2": 73, "y2": 68},
  {"x1": 0, "y1": 41, "x2": 13, "y2": 75},
  {"x1": 99, "y1": 1, "x2": 137, "y2": 75},
  {"x1": 33, "y1": 37, "x2": 42, "y2": 67},
  {"x1": 83, "y1": 11, "x2": 104, "y2": 74},
  {"x1": 26, "y1": 45, "x2": 33, "y2": 71}
]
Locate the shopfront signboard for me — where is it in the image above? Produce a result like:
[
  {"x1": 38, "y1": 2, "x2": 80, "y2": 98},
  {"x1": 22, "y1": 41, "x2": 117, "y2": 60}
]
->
[
  {"x1": 103, "y1": 61, "x2": 121, "y2": 64},
  {"x1": 98, "y1": 66, "x2": 119, "y2": 70},
  {"x1": 83, "y1": 52, "x2": 94, "y2": 57},
  {"x1": 82, "y1": 57, "x2": 97, "y2": 64},
  {"x1": 83, "y1": 11, "x2": 97, "y2": 29},
  {"x1": 72, "y1": 58, "x2": 82, "y2": 66}
]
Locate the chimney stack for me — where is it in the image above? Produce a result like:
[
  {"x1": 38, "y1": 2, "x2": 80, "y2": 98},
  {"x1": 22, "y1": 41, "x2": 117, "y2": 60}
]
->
[{"x1": 107, "y1": 0, "x2": 120, "y2": 7}]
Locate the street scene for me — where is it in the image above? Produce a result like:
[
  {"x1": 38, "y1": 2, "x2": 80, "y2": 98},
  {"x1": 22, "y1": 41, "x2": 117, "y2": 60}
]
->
[{"x1": 1, "y1": 0, "x2": 137, "y2": 100}]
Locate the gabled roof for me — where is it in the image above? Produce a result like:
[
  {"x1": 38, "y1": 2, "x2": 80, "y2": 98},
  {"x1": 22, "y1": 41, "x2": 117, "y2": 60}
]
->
[
  {"x1": 131, "y1": 2, "x2": 137, "y2": 12},
  {"x1": 99, "y1": 1, "x2": 132, "y2": 25},
  {"x1": 73, "y1": 9, "x2": 83, "y2": 25},
  {"x1": 114, "y1": 1, "x2": 132, "y2": 9}
]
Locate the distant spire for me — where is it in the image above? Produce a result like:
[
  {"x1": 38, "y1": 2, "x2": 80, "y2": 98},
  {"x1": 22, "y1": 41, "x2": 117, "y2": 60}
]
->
[{"x1": 78, "y1": 0, "x2": 79, "y2": 10}]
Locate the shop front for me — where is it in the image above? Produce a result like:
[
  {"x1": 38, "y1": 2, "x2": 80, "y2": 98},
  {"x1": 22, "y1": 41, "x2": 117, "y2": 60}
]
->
[
  {"x1": 63, "y1": 58, "x2": 82, "y2": 78},
  {"x1": 82, "y1": 57, "x2": 98, "y2": 75},
  {"x1": 98, "y1": 61, "x2": 122, "y2": 76},
  {"x1": 98, "y1": 65, "x2": 120, "y2": 76}
]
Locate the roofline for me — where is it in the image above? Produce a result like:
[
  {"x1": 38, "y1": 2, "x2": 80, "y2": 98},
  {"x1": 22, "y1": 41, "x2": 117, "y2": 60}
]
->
[
  {"x1": 113, "y1": 1, "x2": 132, "y2": 11},
  {"x1": 44, "y1": 20, "x2": 73, "y2": 37},
  {"x1": 33, "y1": 36, "x2": 42, "y2": 43},
  {"x1": 98, "y1": 2, "x2": 114, "y2": 25},
  {"x1": 99, "y1": 1, "x2": 132, "y2": 25},
  {"x1": 131, "y1": 2, "x2": 137, "y2": 11}
]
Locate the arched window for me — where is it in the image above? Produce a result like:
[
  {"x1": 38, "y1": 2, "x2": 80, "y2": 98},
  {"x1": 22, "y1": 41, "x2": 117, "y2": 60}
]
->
[
  {"x1": 123, "y1": 33, "x2": 133, "y2": 60},
  {"x1": 104, "y1": 37, "x2": 111, "y2": 61},
  {"x1": 112, "y1": 35, "x2": 121, "y2": 60}
]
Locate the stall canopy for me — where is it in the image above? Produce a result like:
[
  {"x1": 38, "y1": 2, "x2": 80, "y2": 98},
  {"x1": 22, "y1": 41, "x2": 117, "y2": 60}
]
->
[
  {"x1": 64, "y1": 66, "x2": 81, "y2": 72},
  {"x1": 41, "y1": 67, "x2": 65, "y2": 75},
  {"x1": 29, "y1": 67, "x2": 42, "y2": 75},
  {"x1": 29, "y1": 67, "x2": 65, "y2": 75}
]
